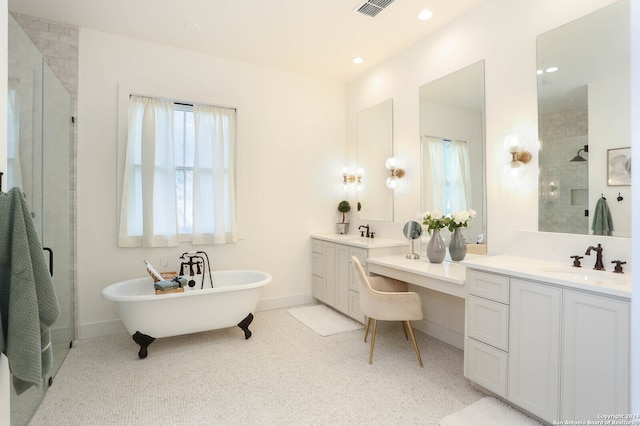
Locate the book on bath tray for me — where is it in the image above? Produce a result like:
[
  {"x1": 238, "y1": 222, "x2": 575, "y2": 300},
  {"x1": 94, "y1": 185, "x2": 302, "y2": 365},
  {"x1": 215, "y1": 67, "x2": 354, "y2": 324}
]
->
[{"x1": 144, "y1": 260, "x2": 186, "y2": 294}]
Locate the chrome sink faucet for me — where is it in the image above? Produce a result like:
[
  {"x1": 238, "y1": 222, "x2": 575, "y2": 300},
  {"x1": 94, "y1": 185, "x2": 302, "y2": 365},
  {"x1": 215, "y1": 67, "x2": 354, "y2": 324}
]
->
[
  {"x1": 358, "y1": 224, "x2": 370, "y2": 238},
  {"x1": 585, "y1": 243, "x2": 605, "y2": 270}
]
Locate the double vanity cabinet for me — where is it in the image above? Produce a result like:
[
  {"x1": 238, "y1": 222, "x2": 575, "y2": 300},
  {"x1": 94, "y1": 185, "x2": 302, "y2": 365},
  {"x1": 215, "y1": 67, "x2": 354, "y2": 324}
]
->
[
  {"x1": 464, "y1": 257, "x2": 630, "y2": 423},
  {"x1": 311, "y1": 235, "x2": 406, "y2": 323},
  {"x1": 309, "y1": 237, "x2": 631, "y2": 423}
]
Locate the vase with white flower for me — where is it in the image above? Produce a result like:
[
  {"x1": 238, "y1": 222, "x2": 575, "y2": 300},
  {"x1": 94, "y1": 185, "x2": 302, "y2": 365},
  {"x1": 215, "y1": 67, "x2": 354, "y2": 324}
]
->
[
  {"x1": 422, "y1": 210, "x2": 449, "y2": 263},
  {"x1": 447, "y1": 209, "x2": 476, "y2": 261}
]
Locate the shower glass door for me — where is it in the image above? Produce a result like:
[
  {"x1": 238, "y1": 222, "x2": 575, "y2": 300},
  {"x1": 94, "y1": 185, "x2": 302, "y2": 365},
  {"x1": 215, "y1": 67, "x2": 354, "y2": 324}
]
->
[{"x1": 8, "y1": 14, "x2": 75, "y2": 426}]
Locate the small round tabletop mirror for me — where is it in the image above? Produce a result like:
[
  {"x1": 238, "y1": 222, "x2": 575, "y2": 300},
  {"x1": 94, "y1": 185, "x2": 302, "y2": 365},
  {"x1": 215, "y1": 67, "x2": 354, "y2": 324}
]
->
[{"x1": 403, "y1": 221, "x2": 422, "y2": 259}]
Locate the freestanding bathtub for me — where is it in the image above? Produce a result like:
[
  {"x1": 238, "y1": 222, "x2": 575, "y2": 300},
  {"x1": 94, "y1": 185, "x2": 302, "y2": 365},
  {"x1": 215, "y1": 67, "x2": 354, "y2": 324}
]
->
[{"x1": 101, "y1": 270, "x2": 271, "y2": 358}]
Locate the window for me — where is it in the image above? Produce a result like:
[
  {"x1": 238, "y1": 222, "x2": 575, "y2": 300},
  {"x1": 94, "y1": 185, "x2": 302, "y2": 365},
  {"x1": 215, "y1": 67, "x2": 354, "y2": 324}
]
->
[
  {"x1": 173, "y1": 103, "x2": 195, "y2": 234},
  {"x1": 118, "y1": 95, "x2": 237, "y2": 247},
  {"x1": 421, "y1": 136, "x2": 471, "y2": 215},
  {"x1": 443, "y1": 140, "x2": 452, "y2": 214}
]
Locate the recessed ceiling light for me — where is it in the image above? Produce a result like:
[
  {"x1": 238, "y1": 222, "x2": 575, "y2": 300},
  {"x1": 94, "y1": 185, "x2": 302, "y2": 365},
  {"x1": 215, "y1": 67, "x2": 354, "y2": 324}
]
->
[
  {"x1": 418, "y1": 9, "x2": 433, "y2": 21},
  {"x1": 536, "y1": 69, "x2": 543, "y2": 75},
  {"x1": 184, "y1": 22, "x2": 200, "y2": 32},
  {"x1": 546, "y1": 66, "x2": 559, "y2": 73},
  {"x1": 352, "y1": 57, "x2": 364, "y2": 65}
]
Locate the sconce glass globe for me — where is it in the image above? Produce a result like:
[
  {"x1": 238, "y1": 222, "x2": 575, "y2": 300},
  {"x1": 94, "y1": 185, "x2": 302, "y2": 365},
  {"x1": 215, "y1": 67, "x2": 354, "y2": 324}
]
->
[
  {"x1": 385, "y1": 157, "x2": 398, "y2": 170},
  {"x1": 386, "y1": 176, "x2": 398, "y2": 189}
]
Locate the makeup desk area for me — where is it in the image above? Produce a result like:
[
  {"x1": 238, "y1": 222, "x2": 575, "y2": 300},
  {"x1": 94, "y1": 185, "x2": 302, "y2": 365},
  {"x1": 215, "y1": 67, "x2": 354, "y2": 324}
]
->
[{"x1": 366, "y1": 254, "x2": 474, "y2": 299}]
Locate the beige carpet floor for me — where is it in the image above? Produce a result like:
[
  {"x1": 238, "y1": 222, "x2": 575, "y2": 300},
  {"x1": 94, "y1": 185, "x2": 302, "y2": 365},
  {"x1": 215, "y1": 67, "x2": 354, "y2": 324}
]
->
[{"x1": 29, "y1": 306, "x2": 491, "y2": 425}]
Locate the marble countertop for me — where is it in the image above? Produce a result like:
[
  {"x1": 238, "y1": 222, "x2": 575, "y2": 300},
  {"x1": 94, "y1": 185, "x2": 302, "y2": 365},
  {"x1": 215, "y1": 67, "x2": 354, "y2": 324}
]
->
[
  {"x1": 311, "y1": 234, "x2": 406, "y2": 249},
  {"x1": 462, "y1": 255, "x2": 631, "y2": 299}
]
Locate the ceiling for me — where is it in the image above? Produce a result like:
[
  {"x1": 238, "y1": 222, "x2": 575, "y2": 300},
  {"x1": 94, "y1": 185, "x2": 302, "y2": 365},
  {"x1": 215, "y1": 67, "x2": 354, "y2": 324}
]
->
[
  {"x1": 8, "y1": 0, "x2": 486, "y2": 82},
  {"x1": 536, "y1": 0, "x2": 628, "y2": 113}
]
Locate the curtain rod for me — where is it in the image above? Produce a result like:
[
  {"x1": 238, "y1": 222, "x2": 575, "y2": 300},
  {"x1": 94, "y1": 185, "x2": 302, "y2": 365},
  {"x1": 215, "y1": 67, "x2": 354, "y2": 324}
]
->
[{"x1": 128, "y1": 94, "x2": 237, "y2": 111}]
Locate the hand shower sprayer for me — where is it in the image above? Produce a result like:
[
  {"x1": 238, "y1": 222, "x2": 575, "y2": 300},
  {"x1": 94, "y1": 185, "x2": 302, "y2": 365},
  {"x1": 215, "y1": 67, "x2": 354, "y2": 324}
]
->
[{"x1": 179, "y1": 251, "x2": 214, "y2": 289}]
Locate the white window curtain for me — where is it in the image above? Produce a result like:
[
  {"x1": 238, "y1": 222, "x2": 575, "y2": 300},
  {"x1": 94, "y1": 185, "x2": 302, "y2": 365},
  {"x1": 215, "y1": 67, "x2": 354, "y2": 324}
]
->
[
  {"x1": 119, "y1": 95, "x2": 178, "y2": 247},
  {"x1": 448, "y1": 140, "x2": 471, "y2": 212},
  {"x1": 421, "y1": 136, "x2": 471, "y2": 213},
  {"x1": 192, "y1": 105, "x2": 238, "y2": 244},
  {"x1": 421, "y1": 136, "x2": 447, "y2": 211}
]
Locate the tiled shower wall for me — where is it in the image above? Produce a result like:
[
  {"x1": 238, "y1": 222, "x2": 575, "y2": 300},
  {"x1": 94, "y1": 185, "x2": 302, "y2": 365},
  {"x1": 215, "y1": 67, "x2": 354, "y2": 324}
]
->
[
  {"x1": 538, "y1": 103, "x2": 589, "y2": 234},
  {"x1": 11, "y1": 13, "x2": 78, "y2": 100}
]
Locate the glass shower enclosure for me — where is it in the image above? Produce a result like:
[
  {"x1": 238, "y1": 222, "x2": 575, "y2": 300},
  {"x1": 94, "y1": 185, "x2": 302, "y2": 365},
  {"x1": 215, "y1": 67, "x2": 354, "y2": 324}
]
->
[{"x1": 7, "y1": 14, "x2": 75, "y2": 426}]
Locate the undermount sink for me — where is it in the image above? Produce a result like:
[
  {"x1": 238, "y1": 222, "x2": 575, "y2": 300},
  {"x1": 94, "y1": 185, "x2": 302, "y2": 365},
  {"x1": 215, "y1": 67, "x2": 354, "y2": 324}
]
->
[{"x1": 542, "y1": 267, "x2": 626, "y2": 284}]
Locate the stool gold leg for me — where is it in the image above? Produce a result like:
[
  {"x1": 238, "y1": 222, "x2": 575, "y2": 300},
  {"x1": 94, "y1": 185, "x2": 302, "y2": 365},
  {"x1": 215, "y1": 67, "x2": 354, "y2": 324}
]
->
[
  {"x1": 406, "y1": 321, "x2": 423, "y2": 368},
  {"x1": 401, "y1": 321, "x2": 408, "y2": 340},
  {"x1": 369, "y1": 319, "x2": 377, "y2": 365}
]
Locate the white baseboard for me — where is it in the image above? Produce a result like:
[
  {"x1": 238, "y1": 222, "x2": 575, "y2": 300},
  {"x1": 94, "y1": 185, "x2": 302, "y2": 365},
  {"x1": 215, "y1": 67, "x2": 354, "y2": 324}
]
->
[
  {"x1": 80, "y1": 293, "x2": 315, "y2": 340},
  {"x1": 413, "y1": 319, "x2": 464, "y2": 350},
  {"x1": 79, "y1": 320, "x2": 127, "y2": 339},
  {"x1": 257, "y1": 293, "x2": 315, "y2": 312}
]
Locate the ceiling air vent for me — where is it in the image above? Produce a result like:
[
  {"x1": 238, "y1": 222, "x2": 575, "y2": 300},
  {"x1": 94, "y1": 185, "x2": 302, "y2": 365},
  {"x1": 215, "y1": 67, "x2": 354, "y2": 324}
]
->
[{"x1": 353, "y1": 0, "x2": 396, "y2": 18}]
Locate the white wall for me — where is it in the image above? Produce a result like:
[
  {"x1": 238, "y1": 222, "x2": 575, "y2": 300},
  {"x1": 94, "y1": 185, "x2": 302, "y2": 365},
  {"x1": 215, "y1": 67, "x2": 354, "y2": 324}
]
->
[
  {"x1": 589, "y1": 71, "x2": 632, "y2": 237},
  {"x1": 77, "y1": 29, "x2": 346, "y2": 337},
  {"x1": 345, "y1": 0, "x2": 621, "y2": 251}
]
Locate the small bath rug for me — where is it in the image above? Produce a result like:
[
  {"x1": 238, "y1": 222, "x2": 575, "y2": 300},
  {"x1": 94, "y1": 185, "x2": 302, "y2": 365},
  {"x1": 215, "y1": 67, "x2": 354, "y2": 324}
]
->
[
  {"x1": 439, "y1": 397, "x2": 542, "y2": 426},
  {"x1": 288, "y1": 304, "x2": 363, "y2": 337}
]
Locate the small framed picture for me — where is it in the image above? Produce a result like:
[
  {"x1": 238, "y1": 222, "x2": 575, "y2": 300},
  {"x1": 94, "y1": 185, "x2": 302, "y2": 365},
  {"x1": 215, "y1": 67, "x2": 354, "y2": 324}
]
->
[{"x1": 607, "y1": 147, "x2": 631, "y2": 186}]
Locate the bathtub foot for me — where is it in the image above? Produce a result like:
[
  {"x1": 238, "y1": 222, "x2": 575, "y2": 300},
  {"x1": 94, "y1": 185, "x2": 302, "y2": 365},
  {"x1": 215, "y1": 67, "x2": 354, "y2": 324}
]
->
[
  {"x1": 237, "y1": 313, "x2": 254, "y2": 339},
  {"x1": 132, "y1": 331, "x2": 156, "y2": 359}
]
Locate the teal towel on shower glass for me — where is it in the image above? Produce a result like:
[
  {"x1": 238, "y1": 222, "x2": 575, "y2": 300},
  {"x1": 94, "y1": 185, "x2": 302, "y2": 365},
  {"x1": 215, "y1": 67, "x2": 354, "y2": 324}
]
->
[
  {"x1": 0, "y1": 188, "x2": 60, "y2": 394},
  {"x1": 591, "y1": 197, "x2": 614, "y2": 236}
]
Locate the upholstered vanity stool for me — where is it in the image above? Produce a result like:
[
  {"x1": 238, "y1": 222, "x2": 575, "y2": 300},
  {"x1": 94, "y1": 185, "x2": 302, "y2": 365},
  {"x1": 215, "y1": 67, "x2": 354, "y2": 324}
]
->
[{"x1": 351, "y1": 256, "x2": 424, "y2": 367}]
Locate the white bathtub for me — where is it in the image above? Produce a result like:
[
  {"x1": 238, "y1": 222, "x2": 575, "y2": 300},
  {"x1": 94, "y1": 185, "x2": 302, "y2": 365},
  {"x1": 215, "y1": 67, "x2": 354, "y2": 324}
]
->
[{"x1": 101, "y1": 270, "x2": 271, "y2": 358}]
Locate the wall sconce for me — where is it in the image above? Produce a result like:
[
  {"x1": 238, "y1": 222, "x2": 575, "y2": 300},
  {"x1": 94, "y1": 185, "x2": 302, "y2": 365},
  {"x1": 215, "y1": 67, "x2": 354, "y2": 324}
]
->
[
  {"x1": 385, "y1": 157, "x2": 405, "y2": 189},
  {"x1": 504, "y1": 135, "x2": 532, "y2": 178},
  {"x1": 342, "y1": 168, "x2": 364, "y2": 190}
]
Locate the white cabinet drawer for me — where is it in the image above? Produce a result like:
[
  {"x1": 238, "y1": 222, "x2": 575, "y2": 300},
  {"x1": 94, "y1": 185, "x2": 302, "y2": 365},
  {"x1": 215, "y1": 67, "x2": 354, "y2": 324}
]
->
[
  {"x1": 348, "y1": 290, "x2": 365, "y2": 324},
  {"x1": 312, "y1": 252, "x2": 324, "y2": 277},
  {"x1": 467, "y1": 269, "x2": 509, "y2": 303},
  {"x1": 465, "y1": 337, "x2": 508, "y2": 397},
  {"x1": 348, "y1": 248, "x2": 367, "y2": 292},
  {"x1": 312, "y1": 239, "x2": 324, "y2": 254},
  {"x1": 349, "y1": 247, "x2": 367, "y2": 266},
  {"x1": 312, "y1": 275, "x2": 325, "y2": 302},
  {"x1": 467, "y1": 295, "x2": 509, "y2": 351}
]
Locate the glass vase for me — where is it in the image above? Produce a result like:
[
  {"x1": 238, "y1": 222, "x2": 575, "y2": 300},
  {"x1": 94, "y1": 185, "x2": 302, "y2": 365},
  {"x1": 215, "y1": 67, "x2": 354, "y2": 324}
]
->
[
  {"x1": 449, "y1": 227, "x2": 467, "y2": 261},
  {"x1": 426, "y1": 228, "x2": 446, "y2": 263}
]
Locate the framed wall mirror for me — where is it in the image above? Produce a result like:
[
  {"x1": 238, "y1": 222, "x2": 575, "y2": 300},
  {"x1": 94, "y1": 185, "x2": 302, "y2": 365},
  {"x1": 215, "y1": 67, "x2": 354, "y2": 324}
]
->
[
  {"x1": 357, "y1": 99, "x2": 394, "y2": 222},
  {"x1": 537, "y1": 0, "x2": 630, "y2": 237},
  {"x1": 419, "y1": 60, "x2": 486, "y2": 244}
]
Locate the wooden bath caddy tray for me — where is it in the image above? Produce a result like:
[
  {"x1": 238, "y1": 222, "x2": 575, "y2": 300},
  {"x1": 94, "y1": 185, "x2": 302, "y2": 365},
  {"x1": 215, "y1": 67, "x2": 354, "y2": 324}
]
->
[{"x1": 155, "y1": 287, "x2": 184, "y2": 295}]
